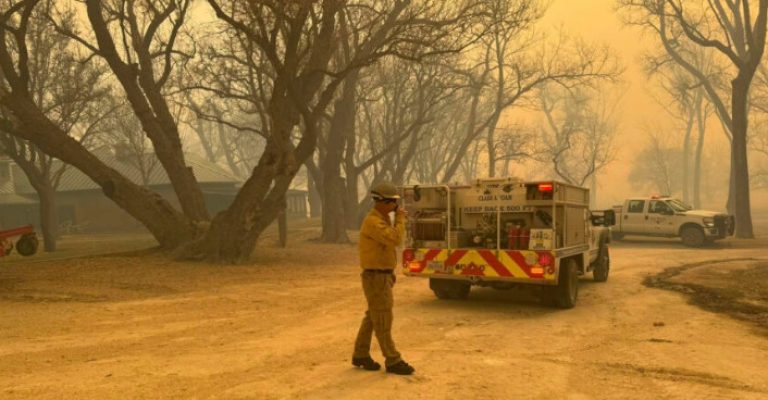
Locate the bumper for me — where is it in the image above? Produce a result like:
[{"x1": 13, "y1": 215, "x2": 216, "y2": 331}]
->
[
  {"x1": 709, "y1": 215, "x2": 735, "y2": 239},
  {"x1": 402, "y1": 248, "x2": 558, "y2": 285}
]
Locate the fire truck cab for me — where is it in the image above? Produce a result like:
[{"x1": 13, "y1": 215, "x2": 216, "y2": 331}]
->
[{"x1": 400, "y1": 178, "x2": 614, "y2": 308}]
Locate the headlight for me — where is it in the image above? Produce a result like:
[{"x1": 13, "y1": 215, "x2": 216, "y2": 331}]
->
[{"x1": 703, "y1": 217, "x2": 714, "y2": 227}]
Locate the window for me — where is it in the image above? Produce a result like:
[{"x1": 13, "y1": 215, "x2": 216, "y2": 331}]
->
[
  {"x1": 627, "y1": 200, "x2": 645, "y2": 213},
  {"x1": 648, "y1": 200, "x2": 670, "y2": 214}
]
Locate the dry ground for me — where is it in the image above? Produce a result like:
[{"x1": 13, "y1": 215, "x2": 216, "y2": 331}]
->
[{"x1": 1, "y1": 223, "x2": 768, "y2": 399}]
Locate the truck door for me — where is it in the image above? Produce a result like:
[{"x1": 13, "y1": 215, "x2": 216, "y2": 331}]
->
[
  {"x1": 621, "y1": 200, "x2": 647, "y2": 234},
  {"x1": 646, "y1": 200, "x2": 675, "y2": 235}
]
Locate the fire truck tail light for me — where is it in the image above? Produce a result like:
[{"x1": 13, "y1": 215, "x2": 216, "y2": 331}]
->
[
  {"x1": 538, "y1": 183, "x2": 554, "y2": 192},
  {"x1": 408, "y1": 262, "x2": 422, "y2": 272},
  {"x1": 403, "y1": 249, "x2": 415, "y2": 262},
  {"x1": 537, "y1": 253, "x2": 553, "y2": 266}
]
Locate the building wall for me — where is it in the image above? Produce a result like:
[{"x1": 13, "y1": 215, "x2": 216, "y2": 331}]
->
[
  {"x1": 52, "y1": 186, "x2": 309, "y2": 233},
  {"x1": 0, "y1": 204, "x2": 38, "y2": 230}
]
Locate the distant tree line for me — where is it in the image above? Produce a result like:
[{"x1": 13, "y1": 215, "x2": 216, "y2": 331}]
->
[{"x1": 7, "y1": 0, "x2": 762, "y2": 259}]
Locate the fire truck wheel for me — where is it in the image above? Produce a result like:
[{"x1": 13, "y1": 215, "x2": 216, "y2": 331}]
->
[
  {"x1": 429, "y1": 279, "x2": 470, "y2": 300},
  {"x1": 546, "y1": 259, "x2": 578, "y2": 309},
  {"x1": 16, "y1": 234, "x2": 39, "y2": 257},
  {"x1": 680, "y1": 225, "x2": 705, "y2": 247},
  {"x1": 592, "y1": 245, "x2": 609, "y2": 282}
]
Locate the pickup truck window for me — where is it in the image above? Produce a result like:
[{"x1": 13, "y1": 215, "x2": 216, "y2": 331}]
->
[
  {"x1": 627, "y1": 200, "x2": 645, "y2": 213},
  {"x1": 648, "y1": 200, "x2": 671, "y2": 214},
  {"x1": 668, "y1": 199, "x2": 692, "y2": 212}
]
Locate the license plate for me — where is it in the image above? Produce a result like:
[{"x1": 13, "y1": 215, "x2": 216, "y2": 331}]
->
[{"x1": 428, "y1": 261, "x2": 447, "y2": 273}]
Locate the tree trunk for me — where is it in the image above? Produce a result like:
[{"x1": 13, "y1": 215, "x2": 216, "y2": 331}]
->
[
  {"x1": 731, "y1": 76, "x2": 754, "y2": 237},
  {"x1": 38, "y1": 185, "x2": 58, "y2": 252},
  {"x1": 321, "y1": 175, "x2": 349, "y2": 243},
  {"x1": 345, "y1": 164, "x2": 361, "y2": 229},
  {"x1": 196, "y1": 118, "x2": 217, "y2": 163},
  {"x1": 175, "y1": 91, "x2": 312, "y2": 263},
  {"x1": 693, "y1": 94, "x2": 705, "y2": 209},
  {"x1": 441, "y1": 87, "x2": 481, "y2": 183},
  {"x1": 306, "y1": 164, "x2": 323, "y2": 218},
  {"x1": 320, "y1": 74, "x2": 357, "y2": 243},
  {"x1": 218, "y1": 122, "x2": 244, "y2": 178},
  {"x1": 487, "y1": 123, "x2": 496, "y2": 178},
  {"x1": 726, "y1": 147, "x2": 735, "y2": 214},
  {"x1": 681, "y1": 105, "x2": 695, "y2": 203},
  {"x1": 181, "y1": 154, "x2": 292, "y2": 262}
]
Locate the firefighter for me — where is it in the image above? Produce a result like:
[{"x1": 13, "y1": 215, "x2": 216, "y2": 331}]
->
[{"x1": 351, "y1": 181, "x2": 415, "y2": 375}]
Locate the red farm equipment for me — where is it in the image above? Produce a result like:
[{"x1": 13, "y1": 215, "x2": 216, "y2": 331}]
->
[{"x1": 0, "y1": 225, "x2": 39, "y2": 258}]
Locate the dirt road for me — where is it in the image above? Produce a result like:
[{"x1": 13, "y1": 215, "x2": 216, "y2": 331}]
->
[{"x1": 1, "y1": 236, "x2": 767, "y2": 399}]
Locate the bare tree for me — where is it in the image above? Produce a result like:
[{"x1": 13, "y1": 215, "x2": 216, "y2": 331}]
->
[
  {"x1": 439, "y1": 31, "x2": 621, "y2": 183},
  {"x1": 621, "y1": 0, "x2": 768, "y2": 238},
  {"x1": 181, "y1": 0, "x2": 375, "y2": 261},
  {"x1": 0, "y1": 0, "x2": 115, "y2": 251},
  {"x1": 534, "y1": 83, "x2": 619, "y2": 190},
  {"x1": 628, "y1": 129, "x2": 682, "y2": 195},
  {"x1": 347, "y1": 57, "x2": 458, "y2": 229},
  {"x1": 314, "y1": 1, "x2": 477, "y2": 242},
  {"x1": 51, "y1": 0, "x2": 211, "y2": 221},
  {"x1": 0, "y1": 0, "x2": 200, "y2": 249},
  {"x1": 643, "y1": 25, "x2": 726, "y2": 208},
  {"x1": 752, "y1": 119, "x2": 768, "y2": 189}
]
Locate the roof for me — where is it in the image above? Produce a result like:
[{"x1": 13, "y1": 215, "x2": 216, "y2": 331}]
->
[
  {"x1": 0, "y1": 193, "x2": 37, "y2": 205},
  {"x1": 12, "y1": 148, "x2": 242, "y2": 194}
]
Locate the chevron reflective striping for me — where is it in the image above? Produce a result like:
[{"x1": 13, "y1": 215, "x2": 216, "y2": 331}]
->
[
  {"x1": 478, "y1": 250, "x2": 513, "y2": 277},
  {"x1": 406, "y1": 248, "x2": 556, "y2": 281},
  {"x1": 444, "y1": 249, "x2": 468, "y2": 267}
]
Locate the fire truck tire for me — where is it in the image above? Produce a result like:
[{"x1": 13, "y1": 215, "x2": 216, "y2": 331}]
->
[
  {"x1": 546, "y1": 259, "x2": 578, "y2": 309},
  {"x1": 592, "y1": 245, "x2": 610, "y2": 282},
  {"x1": 430, "y1": 279, "x2": 470, "y2": 300},
  {"x1": 16, "y1": 234, "x2": 39, "y2": 257},
  {"x1": 680, "y1": 225, "x2": 705, "y2": 247}
]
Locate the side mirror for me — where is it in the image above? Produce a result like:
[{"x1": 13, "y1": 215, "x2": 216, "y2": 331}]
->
[
  {"x1": 591, "y1": 210, "x2": 616, "y2": 227},
  {"x1": 603, "y1": 210, "x2": 616, "y2": 226}
]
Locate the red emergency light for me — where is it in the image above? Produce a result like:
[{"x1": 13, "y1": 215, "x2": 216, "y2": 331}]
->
[{"x1": 538, "y1": 183, "x2": 554, "y2": 192}]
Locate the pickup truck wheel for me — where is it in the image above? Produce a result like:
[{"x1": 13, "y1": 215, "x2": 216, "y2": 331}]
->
[
  {"x1": 545, "y1": 259, "x2": 578, "y2": 309},
  {"x1": 592, "y1": 245, "x2": 610, "y2": 282},
  {"x1": 680, "y1": 226, "x2": 705, "y2": 247},
  {"x1": 430, "y1": 279, "x2": 470, "y2": 300}
]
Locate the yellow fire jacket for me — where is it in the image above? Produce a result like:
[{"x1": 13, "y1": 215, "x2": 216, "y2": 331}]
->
[{"x1": 359, "y1": 208, "x2": 405, "y2": 270}]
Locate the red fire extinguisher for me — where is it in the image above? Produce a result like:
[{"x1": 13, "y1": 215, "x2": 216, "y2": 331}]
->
[{"x1": 508, "y1": 225, "x2": 530, "y2": 250}]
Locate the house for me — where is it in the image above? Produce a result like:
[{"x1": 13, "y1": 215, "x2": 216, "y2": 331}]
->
[
  {"x1": 0, "y1": 161, "x2": 37, "y2": 229},
  {"x1": 0, "y1": 149, "x2": 308, "y2": 233}
]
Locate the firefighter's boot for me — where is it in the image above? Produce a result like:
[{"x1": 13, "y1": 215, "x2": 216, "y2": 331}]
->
[
  {"x1": 385, "y1": 360, "x2": 415, "y2": 375},
  {"x1": 352, "y1": 357, "x2": 381, "y2": 371}
]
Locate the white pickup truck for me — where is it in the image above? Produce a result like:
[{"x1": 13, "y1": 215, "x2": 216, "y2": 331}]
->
[{"x1": 611, "y1": 197, "x2": 734, "y2": 247}]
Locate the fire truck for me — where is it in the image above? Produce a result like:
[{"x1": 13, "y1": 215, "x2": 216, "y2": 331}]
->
[{"x1": 400, "y1": 178, "x2": 614, "y2": 308}]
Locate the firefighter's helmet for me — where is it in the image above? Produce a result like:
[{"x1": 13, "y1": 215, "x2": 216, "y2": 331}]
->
[{"x1": 371, "y1": 181, "x2": 400, "y2": 200}]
